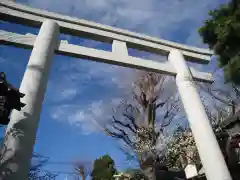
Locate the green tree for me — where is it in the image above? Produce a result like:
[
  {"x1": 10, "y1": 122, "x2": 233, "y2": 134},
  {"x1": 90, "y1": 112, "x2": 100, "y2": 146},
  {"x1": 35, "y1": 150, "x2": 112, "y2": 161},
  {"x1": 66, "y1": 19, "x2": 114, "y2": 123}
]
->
[
  {"x1": 199, "y1": 0, "x2": 240, "y2": 85},
  {"x1": 91, "y1": 154, "x2": 117, "y2": 180}
]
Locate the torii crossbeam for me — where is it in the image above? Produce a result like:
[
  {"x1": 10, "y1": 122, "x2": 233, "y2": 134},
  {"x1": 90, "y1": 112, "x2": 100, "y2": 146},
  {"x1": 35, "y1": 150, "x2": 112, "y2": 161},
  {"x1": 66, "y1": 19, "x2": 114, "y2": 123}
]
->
[{"x1": 0, "y1": 0, "x2": 232, "y2": 180}]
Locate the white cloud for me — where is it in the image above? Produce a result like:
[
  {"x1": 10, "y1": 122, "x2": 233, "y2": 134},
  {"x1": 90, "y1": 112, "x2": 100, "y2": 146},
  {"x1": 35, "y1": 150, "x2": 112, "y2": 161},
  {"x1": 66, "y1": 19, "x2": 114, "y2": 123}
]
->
[
  {"x1": 25, "y1": 0, "x2": 221, "y2": 46},
  {"x1": 60, "y1": 88, "x2": 77, "y2": 100},
  {"x1": 50, "y1": 98, "x2": 122, "y2": 135},
  {"x1": 44, "y1": 55, "x2": 136, "y2": 103},
  {"x1": 51, "y1": 104, "x2": 75, "y2": 120}
]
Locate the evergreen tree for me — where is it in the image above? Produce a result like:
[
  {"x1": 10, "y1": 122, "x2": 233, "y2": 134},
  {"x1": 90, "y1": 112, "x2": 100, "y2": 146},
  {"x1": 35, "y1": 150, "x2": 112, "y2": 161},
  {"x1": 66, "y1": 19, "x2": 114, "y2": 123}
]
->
[
  {"x1": 91, "y1": 155, "x2": 117, "y2": 180},
  {"x1": 199, "y1": 0, "x2": 240, "y2": 85}
]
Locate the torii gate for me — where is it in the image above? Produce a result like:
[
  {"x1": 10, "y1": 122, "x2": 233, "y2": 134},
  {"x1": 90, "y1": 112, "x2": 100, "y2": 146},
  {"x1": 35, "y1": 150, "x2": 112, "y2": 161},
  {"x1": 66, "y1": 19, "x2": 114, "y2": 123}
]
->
[{"x1": 0, "y1": 0, "x2": 233, "y2": 180}]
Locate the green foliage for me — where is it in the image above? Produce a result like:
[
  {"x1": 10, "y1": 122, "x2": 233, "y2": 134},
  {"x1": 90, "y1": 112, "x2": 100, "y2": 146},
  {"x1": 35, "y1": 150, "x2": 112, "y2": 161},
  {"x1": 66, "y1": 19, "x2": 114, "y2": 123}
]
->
[
  {"x1": 199, "y1": 0, "x2": 240, "y2": 85},
  {"x1": 91, "y1": 154, "x2": 117, "y2": 180}
]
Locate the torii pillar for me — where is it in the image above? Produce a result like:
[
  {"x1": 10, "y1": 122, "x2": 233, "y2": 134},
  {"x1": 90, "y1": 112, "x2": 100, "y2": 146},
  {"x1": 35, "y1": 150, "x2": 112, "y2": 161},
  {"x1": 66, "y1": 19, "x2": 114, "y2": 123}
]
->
[
  {"x1": 0, "y1": 20, "x2": 59, "y2": 180},
  {"x1": 168, "y1": 50, "x2": 232, "y2": 180}
]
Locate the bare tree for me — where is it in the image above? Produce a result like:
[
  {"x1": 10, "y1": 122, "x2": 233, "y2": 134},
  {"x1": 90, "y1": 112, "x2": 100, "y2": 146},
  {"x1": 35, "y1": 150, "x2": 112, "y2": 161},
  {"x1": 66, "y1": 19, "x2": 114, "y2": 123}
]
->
[
  {"x1": 28, "y1": 153, "x2": 58, "y2": 180},
  {"x1": 197, "y1": 68, "x2": 240, "y2": 118},
  {"x1": 71, "y1": 160, "x2": 92, "y2": 180},
  {"x1": 28, "y1": 170, "x2": 58, "y2": 180},
  {"x1": 0, "y1": 126, "x2": 57, "y2": 180},
  {"x1": 104, "y1": 71, "x2": 183, "y2": 180}
]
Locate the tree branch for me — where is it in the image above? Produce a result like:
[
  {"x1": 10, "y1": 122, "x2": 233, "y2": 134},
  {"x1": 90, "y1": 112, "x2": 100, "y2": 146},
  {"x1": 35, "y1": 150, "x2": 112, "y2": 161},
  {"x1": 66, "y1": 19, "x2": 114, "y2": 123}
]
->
[
  {"x1": 112, "y1": 116, "x2": 137, "y2": 133},
  {"x1": 105, "y1": 127, "x2": 133, "y2": 148},
  {"x1": 198, "y1": 83, "x2": 234, "y2": 106},
  {"x1": 160, "y1": 97, "x2": 180, "y2": 128},
  {"x1": 155, "y1": 102, "x2": 165, "y2": 109}
]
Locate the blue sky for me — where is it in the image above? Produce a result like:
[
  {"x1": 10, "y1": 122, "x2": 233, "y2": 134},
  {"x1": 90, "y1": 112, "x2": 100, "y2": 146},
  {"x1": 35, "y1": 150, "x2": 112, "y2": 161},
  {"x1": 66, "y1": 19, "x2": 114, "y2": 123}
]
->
[{"x1": 0, "y1": 0, "x2": 229, "y2": 179}]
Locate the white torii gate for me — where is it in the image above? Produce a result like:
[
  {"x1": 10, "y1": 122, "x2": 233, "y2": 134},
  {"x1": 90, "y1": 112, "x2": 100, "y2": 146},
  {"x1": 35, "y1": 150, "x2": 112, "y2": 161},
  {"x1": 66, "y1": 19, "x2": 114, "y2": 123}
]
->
[{"x1": 0, "y1": 0, "x2": 232, "y2": 180}]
